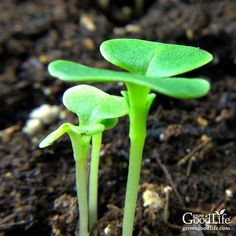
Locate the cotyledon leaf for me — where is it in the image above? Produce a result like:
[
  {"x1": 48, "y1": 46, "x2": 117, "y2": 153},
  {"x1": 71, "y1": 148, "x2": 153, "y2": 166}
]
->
[
  {"x1": 151, "y1": 77, "x2": 209, "y2": 99},
  {"x1": 39, "y1": 123, "x2": 79, "y2": 148},
  {"x1": 100, "y1": 38, "x2": 213, "y2": 78},
  {"x1": 39, "y1": 123, "x2": 105, "y2": 148},
  {"x1": 49, "y1": 60, "x2": 210, "y2": 99},
  {"x1": 63, "y1": 85, "x2": 128, "y2": 125}
]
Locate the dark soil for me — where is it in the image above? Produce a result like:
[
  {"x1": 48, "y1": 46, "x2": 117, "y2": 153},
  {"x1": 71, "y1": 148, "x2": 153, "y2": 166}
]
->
[{"x1": 0, "y1": 0, "x2": 236, "y2": 235}]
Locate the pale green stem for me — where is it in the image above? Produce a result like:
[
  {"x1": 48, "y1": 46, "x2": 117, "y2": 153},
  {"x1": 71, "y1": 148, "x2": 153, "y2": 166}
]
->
[
  {"x1": 89, "y1": 132, "x2": 102, "y2": 230},
  {"x1": 70, "y1": 133, "x2": 91, "y2": 236},
  {"x1": 122, "y1": 84, "x2": 150, "y2": 236}
]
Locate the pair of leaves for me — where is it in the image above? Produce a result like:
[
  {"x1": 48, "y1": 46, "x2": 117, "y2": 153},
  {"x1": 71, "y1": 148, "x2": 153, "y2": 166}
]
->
[
  {"x1": 48, "y1": 39, "x2": 213, "y2": 99},
  {"x1": 63, "y1": 85, "x2": 128, "y2": 125},
  {"x1": 39, "y1": 85, "x2": 128, "y2": 148},
  {"x1": 100, "y1": 39, "x2": 213, "y2": 78}
]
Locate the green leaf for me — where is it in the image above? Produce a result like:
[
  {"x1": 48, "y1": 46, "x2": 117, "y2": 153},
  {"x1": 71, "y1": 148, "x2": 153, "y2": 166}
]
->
[
  {"x1": 151, "y1": 77, "x2": 210, "y2": 99},
  {"x1": 49, "y1": 60, "x2": 210, "y2": 99},
  {"x1": 39, "y1": 123, "x2": 105, "y2": 148},
  {"x1": 63, "y1": 85, "x2": 128, "y2": 125},
  {"x1": 101, "y1": 118, "x2": 118, "y2": 130},
  {"x1": 100, "y1": 39, "x2": 213, "y2": 77},
  {"x1": 39, "y1": 123, "x2": 78, "y2": 148}
]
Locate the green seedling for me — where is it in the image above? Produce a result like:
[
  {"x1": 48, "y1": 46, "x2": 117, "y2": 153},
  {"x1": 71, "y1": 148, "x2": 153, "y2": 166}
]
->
[
  {"x1": 47, "y1": 39, "x2": 212, "y2": 235},
  {"x1": 39, "y1": 85, "x2": 128, "y2": 236}
]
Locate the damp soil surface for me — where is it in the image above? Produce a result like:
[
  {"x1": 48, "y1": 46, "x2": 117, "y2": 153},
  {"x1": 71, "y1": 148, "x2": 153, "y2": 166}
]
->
[{"x1": 0, "y1": 0, "x2": 236, "y2": 235}]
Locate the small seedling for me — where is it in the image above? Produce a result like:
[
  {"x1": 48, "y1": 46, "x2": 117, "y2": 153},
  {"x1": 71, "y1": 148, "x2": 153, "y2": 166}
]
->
[
  {"x1": 47, "y1": 39, "x2": 212, "y2": 235},
  {"x1": 39, "y1": 85, "x2": 128, "y2": 236}
]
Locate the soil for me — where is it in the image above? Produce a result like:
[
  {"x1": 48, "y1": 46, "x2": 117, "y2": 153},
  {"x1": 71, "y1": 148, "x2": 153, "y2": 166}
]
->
[{"x1": 0, "y1": 0, "x2": 236, "y2": 236}]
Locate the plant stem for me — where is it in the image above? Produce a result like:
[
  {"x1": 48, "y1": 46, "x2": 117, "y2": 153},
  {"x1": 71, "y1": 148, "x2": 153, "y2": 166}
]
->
[
  {"x1": 70, "y1": 133, "x2": 91, "y2": 236},
  {"x1": 89, "y1": 132, "x2": 102, "y2": 230},
  {"x1": 122, "y1": 84, "x2": 150, "y2": 236}
]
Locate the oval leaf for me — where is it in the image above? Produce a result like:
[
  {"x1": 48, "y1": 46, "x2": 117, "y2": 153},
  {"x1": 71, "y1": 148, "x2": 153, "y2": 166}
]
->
[
  {"x1": 63, "y1": 85, "x2": 128, "y2": 125},
  {"x1": 152, "y1": 77, "x2": 210, "y2": 99},
  {"x1": 100, "y1": 39, "x2": 213, "y2": 77},
  {"x1": 48, "y1": 60, "x2": 143, "y2": 84}
]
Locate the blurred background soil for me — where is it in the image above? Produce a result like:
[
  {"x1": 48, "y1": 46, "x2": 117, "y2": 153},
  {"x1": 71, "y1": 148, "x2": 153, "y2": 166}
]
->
[{"x1": 0, "y1": 0, "x2": 236, "y2": 235}]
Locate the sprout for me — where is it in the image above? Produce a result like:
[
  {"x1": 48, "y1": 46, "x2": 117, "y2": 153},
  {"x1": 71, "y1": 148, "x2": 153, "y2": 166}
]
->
[
  {"x1": 47, "y1": 39, "x2": 213, "y2": 235},
  {"x1": 39, "y1": 85, "x2": 128, "y2": 236}
]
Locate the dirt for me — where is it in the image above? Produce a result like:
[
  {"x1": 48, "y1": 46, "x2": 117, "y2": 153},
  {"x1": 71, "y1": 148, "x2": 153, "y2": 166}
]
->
[{"x1": 0, "y1": 0, "x2": 236, "y2": 235}]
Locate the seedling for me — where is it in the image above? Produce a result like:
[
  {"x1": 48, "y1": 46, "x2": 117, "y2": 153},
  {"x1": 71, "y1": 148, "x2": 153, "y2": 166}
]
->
[
  {"x1": 39, "y1": 85, "x2": 128, "y2": 236},
  {"x1": 47, "y1": 39, "x2": 213, "y2": 235}
]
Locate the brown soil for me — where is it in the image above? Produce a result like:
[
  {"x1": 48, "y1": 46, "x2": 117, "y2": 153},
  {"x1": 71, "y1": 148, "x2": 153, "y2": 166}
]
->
[{"x1": 0, "y1": 0, "x2": 236, "y2": 235}]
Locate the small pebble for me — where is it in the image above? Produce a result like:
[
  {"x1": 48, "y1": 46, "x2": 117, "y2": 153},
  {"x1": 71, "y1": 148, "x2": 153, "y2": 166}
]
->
[
  {"x1": 186, "y1": 29, "x2": 194, "y2": 40},
  {"x1": 185, "y1": 196, "x2": 190, "y2": 203},
  {"x1": 159, "y1": 133, "x2": 165, "y2": 141},
  {"x1": 104, "y1": 225, "x2": 112, "y2": 235},
  {"x1": 200, "y1": 134, "x2": 210, "y2": 143},
  {"x1": 163, "y1": 186, "x2": 172, "y2": 193},
  {"x1": 42, "y1": 87, "x2": 52, "y2": 96},
  {"x1": 197, "y1": 116, "x2": 208, "y2": 127},
  {"x1": 23, "y1": 119, "x2": 43, "y2": 135},
  {"x1": 80, "y1": 14, "x2": 96, "y2": 31},
  {"x1": 125, "y1": 24, "x2": 141, "y2": 33},
  {"x1": 29, "y1": 104, "x2": 60, "y2": 124},
  {"x1": 23, "y1": 104, "x2": 61, "y2": 135},
  {"x1": 39, "y1": 54, "x2": 50, "y2": 63},
  {"x1": 225, "y1": 189, "x2": 233, "y2": 199},
  {"x1": 113, "y1": 27, "x2": 126, "y2": 35},
  {"x1": 143, "y1": 189, "x2": 163, "y2": 209},
  {"x1": 5, "y1": 172, "x2": 12, "y2": 178}
]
